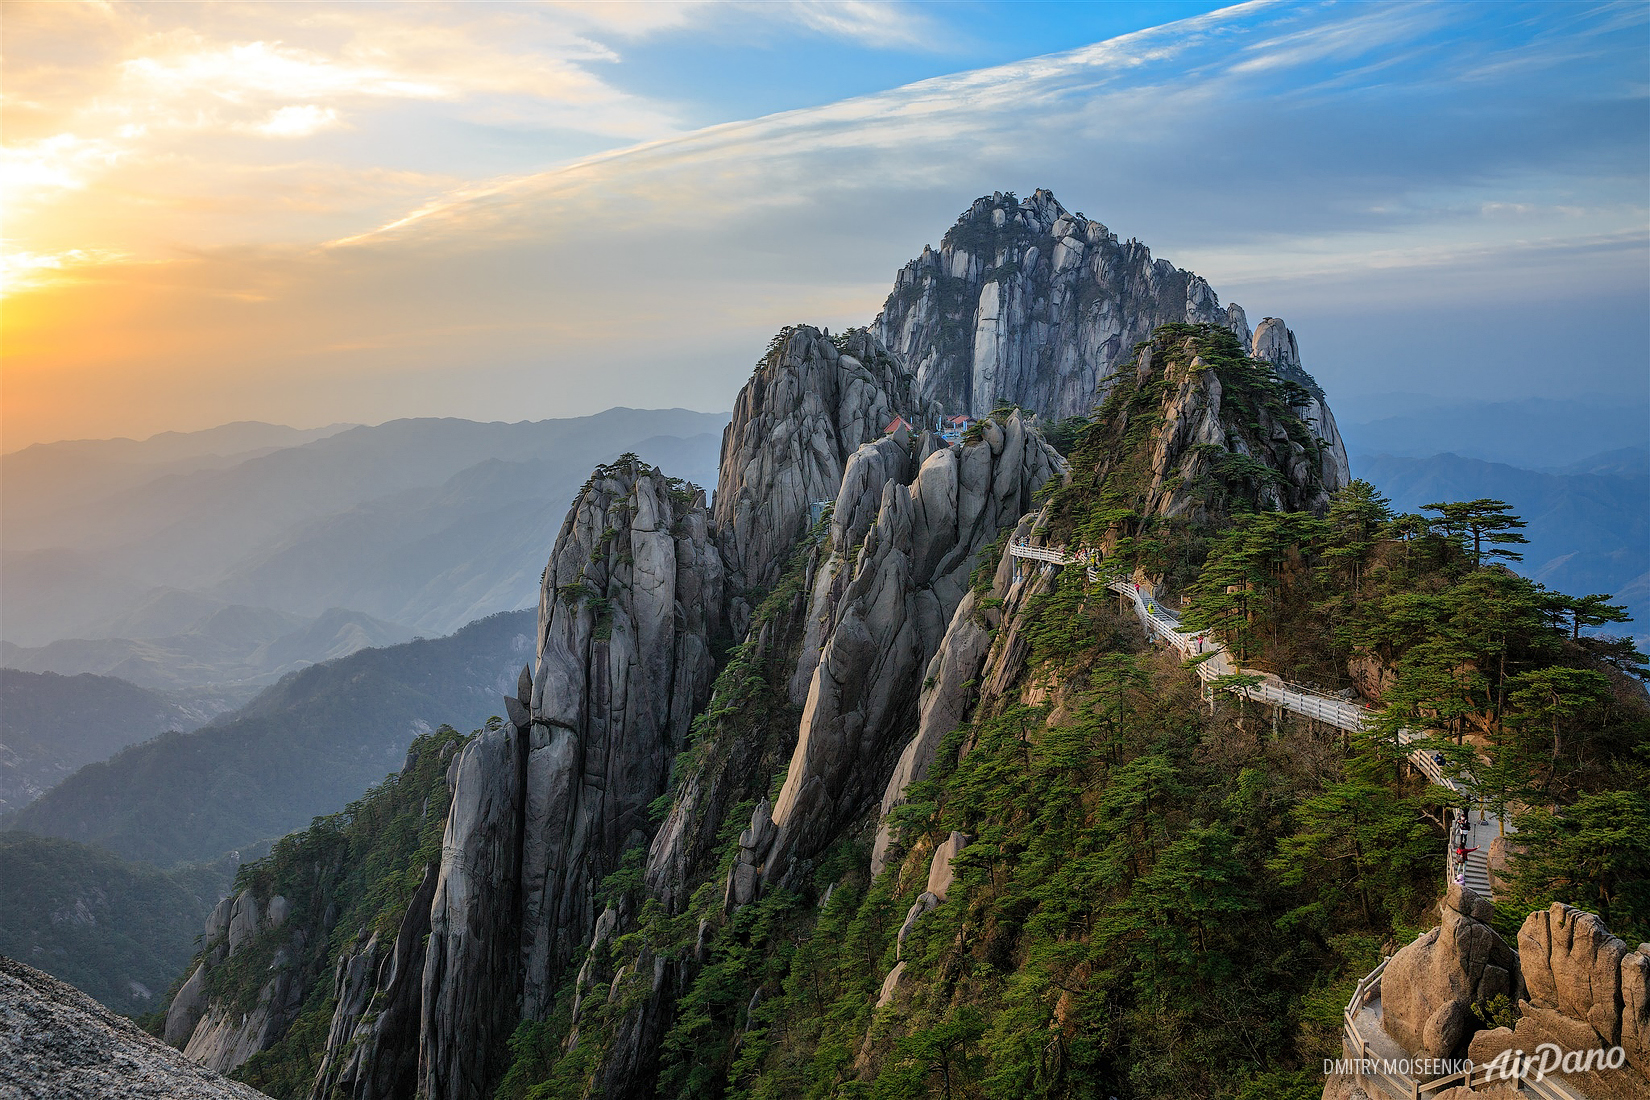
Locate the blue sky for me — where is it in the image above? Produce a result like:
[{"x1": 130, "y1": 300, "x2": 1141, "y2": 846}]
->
[{"x1": 4, "y1": 1, "x2": 1646, "y2": 446}]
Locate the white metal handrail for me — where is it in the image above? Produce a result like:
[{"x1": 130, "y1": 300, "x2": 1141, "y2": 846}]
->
[
  {"x1": 1339, "y1": 952, "x2": 1584, "y2": 1100},
  {"x1": 1009, "y1": 539, "x2": 1501, "y2": 891},
  {"x1": 1006, "y1": 542, "x2": 1576, "y2": 1094}
]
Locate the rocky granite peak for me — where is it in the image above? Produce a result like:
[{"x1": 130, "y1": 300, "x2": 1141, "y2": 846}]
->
[
  {"x1": 874, "y1": 188, "x2": 1250, "y2": 421},
  {"x1": 714, "y1": 325, "x2": 931, "y2": 597},
  {"x1": 418, "y1": 455, "x2": 723, "y2": 1100},
  {"x1": 1052, "y1": 322, "x2": 1350, "y2": 552},
  {"x1": 1249, "y1": 315, "x2": 1352, "y2": 489}
]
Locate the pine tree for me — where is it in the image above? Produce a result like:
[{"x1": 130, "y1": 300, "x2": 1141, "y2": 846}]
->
[
  {"x1": 1423, "y1": 499, "x2": 1528, "y2": 566},
  {"x1": 1567, "y1": 593, "x2": 1633, "y2": 639}
]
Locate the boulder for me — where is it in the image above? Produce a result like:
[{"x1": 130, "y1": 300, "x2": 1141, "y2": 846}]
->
[
  {"x1": 876, "y1": 961, "x2": 906, "y2": 1009},
  {"x1": 897, "y1": 893, "x2": 939, "y2": 958},
  {"x1": 203, "y1": 896, "x2": 233, "y2": 943},
  {"x1": 1518, "y1": 902, "x2": 1627, "y2": 1046},
  {"x1": 1380, "y1": 885, "x2": 1518, "y2": 1058},
  {"x1": 1467, "y1": 1025, "x2": 1516, "y2": 1065}
]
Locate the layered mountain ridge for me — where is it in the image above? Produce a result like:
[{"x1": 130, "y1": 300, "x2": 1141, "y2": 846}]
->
[{"x1": 154, "y1": 192, "x2": 1377, "y2": 1098}]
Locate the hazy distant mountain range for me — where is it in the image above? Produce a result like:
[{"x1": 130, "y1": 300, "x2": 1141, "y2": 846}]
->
[
  {"x1": 0, "y1": 670, "x2": 219, "y2": 813},
  {"x1": 1, "y1": 407, "x2": 726, "y2": 650},
  {"x1": 1354, "y1": 446, "x2": 1649, "y2": 647},
  {"x1": 1339, "y1": 393, "x2": 1648, "y2": 468},
  {"x1": 5, "y1": 609, "x2": 537, "y2": 867}
]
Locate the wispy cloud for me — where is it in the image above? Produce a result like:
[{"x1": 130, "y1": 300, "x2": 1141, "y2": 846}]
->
[{"x1": 3, "y1": 1, "x2": 1643, "y2": 447}]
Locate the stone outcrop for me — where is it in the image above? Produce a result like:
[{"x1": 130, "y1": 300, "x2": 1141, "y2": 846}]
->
[
  {"x1": 896, "y1": 832, "x2": 970, "y2": 956},
  {"x1": 183, "y1": 963, "x2": 306, "y2": 1075},
  {"x1": 418, "y1": 457, "x2": 723, "y2": 1100},
  {"x1": 1517, "y1": 903, "x2": 1650, "y2": 1074},
  {"x1": 713, "y1": 325, "x2": 930, "y2": 594},
  {"x1": 1248, "y1": 316, "x2": 1352, "y2": 490},
  {"x1": 1519, "y1": 902, "x2": 1628, "y2": 1046},
  {"x1": 868, "y1": 591, "x2": 993, "y2": 878},
  {"x1": 0, "y1": 955, "x2": 268, "y2": 1100},
  {"x1": 868, "y1": 504, "x2": 1054, "y2": 877},
  {"x1": 308, "y1": 862, "x2": 438, "y2": 1100},
  {"x1": 163, "y1": 964, "x2": 209, "y2": 1047},
  {"x1": 1380, "y1": 885, "x2": 1520, "y2": 1059},
  {"x1": 874, "y1": 189, "x2": 1249, "y2": 420},
  {"x1": 1069, "y1": 324, "x2": 1348, "y2": 543},
  {"x1": 171, "y1": 887, "x2": 304, "y2": 1075},
  {"x1": 1625, "y1": 946, "x2": 1650, "y2": 1077},
  {"x1": 745, "y1": 413, "x2": 1062, "y2": 889}
]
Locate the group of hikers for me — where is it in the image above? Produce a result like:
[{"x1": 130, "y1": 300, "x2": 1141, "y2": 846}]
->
[{"x1": 1450, "y1": 791, "x2": 1481, "y2": 888}]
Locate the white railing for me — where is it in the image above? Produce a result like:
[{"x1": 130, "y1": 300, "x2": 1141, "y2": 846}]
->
[
  {"x1": 1010, "y1": 542, "x2": 1079, "y2": 565},
  {"x1": 1008, "y1": 541, "x2": 1573, "y2": 1094},
  {"x1": 1009, "y1": 539, "x2": 1499, "y2": 890},
  {"x1": 1340, "y1": 953, "x2": 1584, "y2": 1100}
]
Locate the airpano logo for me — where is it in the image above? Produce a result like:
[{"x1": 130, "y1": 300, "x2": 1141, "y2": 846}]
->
[{"x1": 1481, "y1": 1043, "x2": 1627, "y2": 1082}]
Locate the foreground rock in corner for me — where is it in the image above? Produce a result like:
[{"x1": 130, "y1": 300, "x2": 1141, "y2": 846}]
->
[{"x1": 0, "y1": 954, "x2": 268, "y2": 1100}]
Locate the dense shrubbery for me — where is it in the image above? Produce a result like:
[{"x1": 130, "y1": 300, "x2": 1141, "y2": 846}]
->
[{"x1": 1176, "y1": 482, "x2": 1650, "y2": 939}]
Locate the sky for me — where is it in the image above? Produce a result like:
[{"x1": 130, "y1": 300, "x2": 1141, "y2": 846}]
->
[{"x1": 2, "y1": 0, "x2": 1646, "y2": 450}]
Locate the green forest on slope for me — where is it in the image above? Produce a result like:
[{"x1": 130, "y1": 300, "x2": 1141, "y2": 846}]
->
[
  {"x1": 491, "y1": 325, "x2": 1648, "y2": 1100},
  {"x1": 0, "y1": 833, "x2": 231, "y2": 1017},
  {"x1": 173, "y1": 325, "x2": 1649, "y2": 1100}
]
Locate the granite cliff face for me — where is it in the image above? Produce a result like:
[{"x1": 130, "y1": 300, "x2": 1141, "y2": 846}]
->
[
  {"x1": 168, "y1": 888, "x2": 303, "y2": 1075},
  {"x1": 308, "y1": 863, "x2": 438, "y2": 1100},
  {"x1": 874, "y1": 189, "x2": 1251, "y2": 420},
  {"x1": 749, "y1": 413, "x2": 1063, "y2": 891},
  {"x1": 419, "y1": 456, "x2": 723, "y2": 1100},
  {"x1": 713, "y1": 326, "x2": 929, "y2": 595}
]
